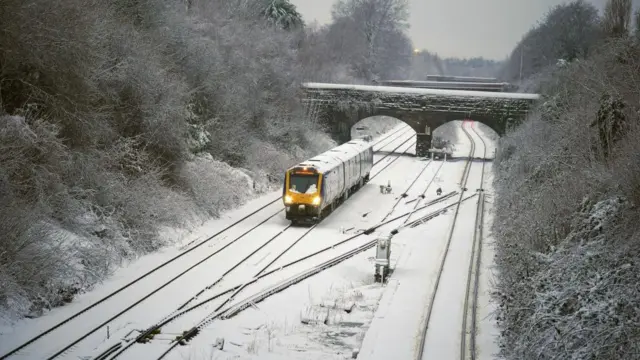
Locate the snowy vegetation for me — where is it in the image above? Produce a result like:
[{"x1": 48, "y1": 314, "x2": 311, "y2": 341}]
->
[
  {"x1": 0, "y1": 0, "x2": 413, "y2": 320},
  {"x1": 493, "y1": 1, "x2": 640, "y2": 358}
]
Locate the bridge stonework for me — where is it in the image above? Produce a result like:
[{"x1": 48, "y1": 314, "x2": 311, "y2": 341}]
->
[{"x1": 302, "y1": 83, "x2": 539, "y2": 157}]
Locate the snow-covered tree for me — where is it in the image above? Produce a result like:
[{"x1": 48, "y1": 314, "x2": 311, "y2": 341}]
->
[
  {"x1": 635, "y1": 9, "x2": 640, "y2": 39},
  {"x1": 329, "y1": 0, "x2": 412, "y2": 81},
  {"x1": 602, "y1": 0, "x2": 632, "y2": 37},
  {"x1": 493, "y1": 23, "x2": 640, "y2": 360},
  {"x1": 261, "y1": 0, "x2": 304, "y2": 30},
  {"x1": 500, "y1": 0, "x2": 600, "y2": 83}
]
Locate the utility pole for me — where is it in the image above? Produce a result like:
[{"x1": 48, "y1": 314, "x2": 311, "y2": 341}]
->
[{"x1": 519, "y1": 46, "x2": 524, "y2": 83}]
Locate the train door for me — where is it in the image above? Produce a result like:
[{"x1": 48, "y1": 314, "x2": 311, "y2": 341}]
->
[{"x1": 349, "y1": 157, "x2": 354, "y2": 187}]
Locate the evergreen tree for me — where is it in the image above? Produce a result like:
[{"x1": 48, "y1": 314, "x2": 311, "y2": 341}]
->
[{"x1": 262, "y1": 0, "x2": 304, "y2": 30}]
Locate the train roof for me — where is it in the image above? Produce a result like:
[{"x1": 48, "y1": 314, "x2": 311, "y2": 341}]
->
[{"x1": 293, "y1": 138, "x2": 372, "y2": 174}]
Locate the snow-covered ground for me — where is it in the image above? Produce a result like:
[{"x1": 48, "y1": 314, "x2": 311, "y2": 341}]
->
[{"x1": 0, "y1": 121, "x2": 502, "y2": 360}]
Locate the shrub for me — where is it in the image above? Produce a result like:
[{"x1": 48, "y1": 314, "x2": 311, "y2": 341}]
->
[{"x1": 492, "y1": 38, "x2": 640, "y2": 359}]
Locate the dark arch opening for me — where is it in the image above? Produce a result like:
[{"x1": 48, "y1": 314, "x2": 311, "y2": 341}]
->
[
  {"x1": 431, "y1": 119, "x2": 500, "y2": 158},
  {"x1": 350, "y1": 116, "x2": 406, "y2": 140}
]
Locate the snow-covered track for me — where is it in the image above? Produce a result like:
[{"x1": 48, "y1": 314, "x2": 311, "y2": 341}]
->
[
  {"x1": 460, "y1": 125, "x2": 488, "y2": 360},
  {"x1": 380, "y1": 159, "x2": 433, "y2": 222},
  {"x1": 404, "y1": 159, "x2": 446, "y2": 224},
  {"x1": 153, "y1": 190, "x2": 468, "y2": 360},
  {"x1": 89, "y1": 129, "x2": 418, "y2": 360},
  {"x1": 175, "y1": 223, "x2": 296, "y2": 311},
  {"x1": 0, "y1": 199, "x2": 282, "y2": 360},
  {"x1": 371, "y1": 134, "x2": 416, "y2": 168},
  {"x1": 100, "y1": 192, "x2": 459, "y2": 360},
  {"x1": 417, "y1": 121, "x2": 488, "y2": 360},
  {"x1": 100, "y1": 225, "x2": 319, "y2": 360},
  {"x1": 370, "y1": 139, "x2": 416, "y2": 180},
  {"x1": 372, "y1": 126, "x2": 413, "y2": 151}
]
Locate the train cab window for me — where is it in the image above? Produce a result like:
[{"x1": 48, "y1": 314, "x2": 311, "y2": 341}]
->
[{"x1": 289, "y1": 174, "x2": 319, "y2": 194}]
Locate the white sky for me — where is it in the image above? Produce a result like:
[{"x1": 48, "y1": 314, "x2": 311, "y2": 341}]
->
[{"x1": 291, "y1": 0, "x2": 616, "y2": 60}]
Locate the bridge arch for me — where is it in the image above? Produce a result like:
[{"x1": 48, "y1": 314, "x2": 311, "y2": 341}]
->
[
  {"x1": 350, "y1": 116, "x2": 404, "y2": 140},
  {"x1": 430, "y1": 119, "x2": 500, "y2": 146},
  {"x1": 317, "y1": 105, "x2": 509, "y2": 154}
]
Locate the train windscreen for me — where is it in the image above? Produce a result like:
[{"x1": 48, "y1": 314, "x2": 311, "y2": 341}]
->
[{"x1": 289, "y1": 174, "x2": 319, "y2": 194}]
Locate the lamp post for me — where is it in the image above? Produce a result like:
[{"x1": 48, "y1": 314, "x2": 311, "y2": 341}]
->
[
  {"x1": 411, "y1": 48, "x2": 422, "y2": 80},
  {"x1": 519, "y1": 44, "x2": 528, "y2": 83},
  {"x1": 412, "y1": 48, "x2": 421, "y2": 79}
]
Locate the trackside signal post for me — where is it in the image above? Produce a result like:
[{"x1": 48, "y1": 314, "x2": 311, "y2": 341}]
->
[{"x1": 375, "y1": 233, "x2": 392, "y2": 282}]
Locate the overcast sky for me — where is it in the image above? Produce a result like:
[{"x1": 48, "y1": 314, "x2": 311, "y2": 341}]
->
[{"x1": 291, "y1": 0, "x2": 615, "y2": 60}]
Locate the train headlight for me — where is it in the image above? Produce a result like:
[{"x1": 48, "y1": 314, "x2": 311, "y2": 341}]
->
[
  {"x1": 284, "y1": 195, "x2": 293, "y2": 204},
  {"x1": 312, "y1": 196, "x2": 321, "y2": 205}
]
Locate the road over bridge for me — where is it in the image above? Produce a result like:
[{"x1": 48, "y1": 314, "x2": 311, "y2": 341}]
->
[
  {"x1": 375, "y1": 80, "x2": 513, "y2": 92},
  {"x1": 301, "y1": 82, "x2": 540, "y2": 156},
  {"x1": 425, "y1": 75, "x2": 500, "y2": 83}
]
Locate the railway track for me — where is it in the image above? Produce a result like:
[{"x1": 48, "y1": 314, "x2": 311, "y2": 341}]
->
[
  {"x1": 96, "y1": 137, "x2": 447, "y2": 360},
  {"x1": 380, "y1": 158, "x2": 434, "y2": 223},
  {"x1": 151, "y1": 190, "x2": 468, "y2": 360},
  {"x1": 94, "y1": 191, "x2": 459, "y2": 360},
  {"x1": 370, "y1": 139, "x2": 416, "y2": 181},
  {"x1": 460, "y1": 125, "x2": 487, "y2": 360},
  {"x1": 372, "y1": 125, "x2": 413, "y2": 150},
  {"x1": 0, "y1": 127, "x2": 416, "y2": 360},
  {"x1": 101, "y1": 224, "x2": 320, "y2": 359},
  {"x1": 87, "y1": 131, "x2": 419, "y2": 359},
  {"x1": 404, "y1": 159, "x2": 446, "y2": 224},
  {"x1": 416, "y1": 121, "x2": 488, "y2": 360}
]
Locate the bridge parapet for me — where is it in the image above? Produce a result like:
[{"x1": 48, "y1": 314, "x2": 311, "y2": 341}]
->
[
  {"x1": 375, "y1": 80, "x2": 513, "y2": 92},
  {"x1": 425, "y1": 75, "x2": 500, "y2": 83}
]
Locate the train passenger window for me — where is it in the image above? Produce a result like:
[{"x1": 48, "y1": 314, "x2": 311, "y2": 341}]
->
[{"x1": 289, "y1": 173, "x2": 319, "y2": 194}]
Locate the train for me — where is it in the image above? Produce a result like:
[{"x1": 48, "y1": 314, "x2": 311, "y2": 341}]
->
[{"x1": 283, "y1": 137, "x2": 374, "y2": 224}]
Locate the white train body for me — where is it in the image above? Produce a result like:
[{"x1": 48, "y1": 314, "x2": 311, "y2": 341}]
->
[{"x1": 283, "y1": 137, "x2": 374, "y2": 223}]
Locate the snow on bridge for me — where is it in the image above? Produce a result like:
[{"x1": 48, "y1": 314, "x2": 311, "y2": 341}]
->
[
  {"x1": 425, "y1": 74, "x2": 500, "y2": 83},
  {"x1": 374, "y1": 80, "x2": 514, "y2": 92},
  {"x1": 301, "y1": 82, "x2": 540, "y2": 100}
]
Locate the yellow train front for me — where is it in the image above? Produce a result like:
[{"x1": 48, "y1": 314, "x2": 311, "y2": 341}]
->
[
  {"x1": 283, "y1": 166, "x2": 324, "y2": 224},
  {"x1": 283, "y1": 138, "x2": 374, "y2": 224}
]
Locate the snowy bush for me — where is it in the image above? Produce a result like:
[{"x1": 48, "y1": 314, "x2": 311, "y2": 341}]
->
[
  {"x1": 179, "y1": 155, "x2": 255, "y2": 217},
  {"x1": 493, "y1": 36, "x2": 640, "y2": 359}
]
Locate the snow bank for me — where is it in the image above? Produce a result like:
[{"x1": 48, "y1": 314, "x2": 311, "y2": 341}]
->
[{"x1": 180, "y1": 154, "x2": 255, "y2": 217}]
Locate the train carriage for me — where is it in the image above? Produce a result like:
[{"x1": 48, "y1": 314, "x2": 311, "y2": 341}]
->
[{"x1": 283, "y1": 137, "x2": 374, "y2": 224}]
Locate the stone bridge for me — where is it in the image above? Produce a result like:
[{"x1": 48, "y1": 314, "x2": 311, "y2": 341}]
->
[{"x1": 301, "y1": 82, "x2": 540, "y2": 156}]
